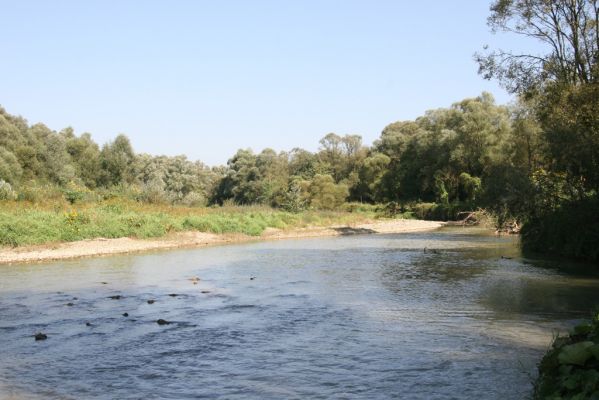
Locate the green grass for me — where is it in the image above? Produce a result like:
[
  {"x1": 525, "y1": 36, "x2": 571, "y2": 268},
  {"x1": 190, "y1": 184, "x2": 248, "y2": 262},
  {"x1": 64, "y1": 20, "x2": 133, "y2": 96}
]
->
[{"x1": 0, "y1": 199, "x2": 377, "y2": 247}]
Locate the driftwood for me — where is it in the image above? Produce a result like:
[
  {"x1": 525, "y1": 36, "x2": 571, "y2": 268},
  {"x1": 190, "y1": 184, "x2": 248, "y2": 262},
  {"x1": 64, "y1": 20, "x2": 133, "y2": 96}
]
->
[
  {"x1": 495, "y1": 220, "x2": 520, "y2": 235},
  {"x1": 446, "y1": 211, "x2": 480, "y2": 226}
]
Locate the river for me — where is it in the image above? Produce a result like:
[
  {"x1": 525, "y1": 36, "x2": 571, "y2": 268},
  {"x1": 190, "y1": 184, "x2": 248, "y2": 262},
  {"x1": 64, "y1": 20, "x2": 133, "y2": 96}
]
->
[{"x1": 1, "y1": 227, "x2": 598, "y2": 399}]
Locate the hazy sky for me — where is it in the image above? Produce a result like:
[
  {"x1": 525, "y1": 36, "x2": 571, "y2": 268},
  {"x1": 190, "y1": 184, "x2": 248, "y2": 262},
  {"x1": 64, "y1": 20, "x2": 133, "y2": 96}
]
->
[{"x1": 1, "y1": 1, "x2": 534, "y2": 166}]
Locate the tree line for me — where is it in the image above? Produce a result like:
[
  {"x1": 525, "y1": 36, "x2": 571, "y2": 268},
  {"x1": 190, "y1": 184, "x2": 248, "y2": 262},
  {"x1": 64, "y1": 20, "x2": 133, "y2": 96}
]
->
[{"x1": 0, "y1": 92, "x2": 540, "y2": 214}]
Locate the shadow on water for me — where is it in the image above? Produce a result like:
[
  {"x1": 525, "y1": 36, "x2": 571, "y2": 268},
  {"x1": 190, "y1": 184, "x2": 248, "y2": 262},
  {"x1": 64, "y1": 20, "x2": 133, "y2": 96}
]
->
[{"x1": 332, "y1": 226, "x2": 377, "y2": 235}]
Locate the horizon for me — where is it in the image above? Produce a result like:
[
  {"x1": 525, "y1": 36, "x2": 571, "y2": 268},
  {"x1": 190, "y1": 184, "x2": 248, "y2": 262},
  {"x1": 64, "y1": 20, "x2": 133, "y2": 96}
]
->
[{"x1": 1, "y1": 1, "x2": 539, "y2": 166}]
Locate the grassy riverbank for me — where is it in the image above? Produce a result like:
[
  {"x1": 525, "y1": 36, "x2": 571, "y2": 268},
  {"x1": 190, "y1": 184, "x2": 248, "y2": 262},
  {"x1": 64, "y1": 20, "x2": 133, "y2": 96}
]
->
[{"x1": 0, "y1": 199, "x2": 379, "y2": 248}]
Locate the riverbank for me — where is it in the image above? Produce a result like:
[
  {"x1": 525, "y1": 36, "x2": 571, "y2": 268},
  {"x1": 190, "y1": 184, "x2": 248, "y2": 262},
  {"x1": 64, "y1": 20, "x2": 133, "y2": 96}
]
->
[{"x1": 0, "y1": 219, "x2": 444, "y2": 265}]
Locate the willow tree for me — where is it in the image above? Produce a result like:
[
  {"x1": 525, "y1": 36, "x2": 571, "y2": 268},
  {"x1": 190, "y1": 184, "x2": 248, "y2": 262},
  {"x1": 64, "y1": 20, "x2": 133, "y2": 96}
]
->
[
  {"x1": 476, "y1": 0, "x2": 599, "y2": 93},
  {"x1": 478, "y1": 0, "x2": 599, "y2": 261},
  {"x1": 477, "y1": 0, "x2": 599, "y2": 196}
]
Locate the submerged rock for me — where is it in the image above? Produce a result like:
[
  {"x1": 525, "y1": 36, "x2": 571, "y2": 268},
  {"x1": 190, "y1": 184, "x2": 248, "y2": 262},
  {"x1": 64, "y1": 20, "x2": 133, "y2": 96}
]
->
[
  {"x1": 34, "y1": 332, "x2": 47, "y2": 341},
  {"x1": 122, "y1": 313, "x2": 129, "y2": 317},
  {"x1": 108, "y1": 295, "x2": 122, "y2": 300},
  {"x1": 168, "y1": 294, "x2": 179, "y2": 297},
  {"x1": 147, "y1": 299, "x2": 155, "y2": 304},
  {"x1": 156, "y1": 319, "x2": 170, "y2": 325}
]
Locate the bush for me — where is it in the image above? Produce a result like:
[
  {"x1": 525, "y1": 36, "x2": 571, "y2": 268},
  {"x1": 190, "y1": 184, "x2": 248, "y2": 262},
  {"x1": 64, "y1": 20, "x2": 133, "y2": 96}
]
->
[
  {"x1": 180, "y1": 191, "x2": 206, "y2": 207},
  {"x1": 342, "y1": 202, "x2": 378, "y2": 214},
  {"x1": 522, "y1": 196, "x2": 599, "y2": 263},
  {"x1": 0, "y1": 180, "x2": 17, "y2": 200},
  {"x1": 534, "y1": 313, "x2": 599, "y2": 399},
  {"x1": 62, "y1": 181, "x2": 90, "y2": 204},
  {"x1": 308, "y1": 174, "x2": 348, "y2": 210},
  {"x1": 17, "y1": 183, "x2": 65, "y2": 204}
]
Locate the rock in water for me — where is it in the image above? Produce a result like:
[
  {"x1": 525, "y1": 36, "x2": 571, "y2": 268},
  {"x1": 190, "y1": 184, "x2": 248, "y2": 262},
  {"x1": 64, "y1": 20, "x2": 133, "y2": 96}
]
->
[
  {"x1": 147, "y1": 299, "x2": 155, "y2": 304},
  {"x1": 156, "y1": 319, "x2": 170, "y2": 325},
  {"x1": 34, "y1": 332, "x2": 47, "y2": 341}
]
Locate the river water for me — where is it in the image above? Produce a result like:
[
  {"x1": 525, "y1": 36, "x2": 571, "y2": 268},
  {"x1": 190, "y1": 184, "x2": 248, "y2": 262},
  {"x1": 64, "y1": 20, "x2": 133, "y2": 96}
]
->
[{"x1": 1, "y1": 227, "x2": 599, "y2": 399}]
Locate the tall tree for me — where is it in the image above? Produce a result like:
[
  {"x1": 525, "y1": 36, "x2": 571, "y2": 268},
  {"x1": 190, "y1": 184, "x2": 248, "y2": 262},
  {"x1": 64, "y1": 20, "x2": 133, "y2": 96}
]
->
[
  {"x1": 478, "y1": 0, "x2": 599, "y2": 194},
  {"x1": 99, "y1": 134, "x2": 135, "y2": 186},
  {"x1": 476, "y1": 0, "x2": 599, "y2": 94}
]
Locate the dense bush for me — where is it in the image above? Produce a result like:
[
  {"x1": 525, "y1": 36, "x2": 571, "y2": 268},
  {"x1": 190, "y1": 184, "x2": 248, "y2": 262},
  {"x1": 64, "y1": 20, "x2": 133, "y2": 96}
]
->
[
  {"x1": 0, "y1": 180, "x2": 16, "y2": 200},
  {"x1": 522, "y1": 196, "x2": 599, "y2": 264},
  {"x1": 534, "y1": 313, "x2": 599, "y2": 399}
]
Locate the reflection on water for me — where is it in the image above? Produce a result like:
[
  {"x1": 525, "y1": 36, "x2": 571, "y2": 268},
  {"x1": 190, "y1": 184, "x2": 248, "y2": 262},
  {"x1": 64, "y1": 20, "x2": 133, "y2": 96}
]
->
[{"x1": 1, "y1": 227, "x2": 599, "y2": 399}]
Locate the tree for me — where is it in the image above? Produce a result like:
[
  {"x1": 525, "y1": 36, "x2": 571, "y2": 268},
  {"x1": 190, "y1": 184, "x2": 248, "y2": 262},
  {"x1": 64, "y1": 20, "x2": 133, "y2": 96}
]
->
[
  {"x1": 99, "y1": 134, "x2": 135, "y2": 186},
  {"x1": 307, "y1": 174, "x2": 348, "y2": 210},
  {"x1": 0, "y1": 148, "x2": 22, "y2": 184},
  {"x1": 64, "y1": 130, "x2": 101, "y2": 188},
  {"x1": 477, "y1": 0, "x2": 599, "y2": 194},
  {"x1": 476, "y1": 0, "x2": 599, "y2": 94},
  {"x1": 478, "y1": 0, "x2": 599, "y2": 262},
  {"x1": 353, "y1": 152, "x2": 390, "y2": 203}
]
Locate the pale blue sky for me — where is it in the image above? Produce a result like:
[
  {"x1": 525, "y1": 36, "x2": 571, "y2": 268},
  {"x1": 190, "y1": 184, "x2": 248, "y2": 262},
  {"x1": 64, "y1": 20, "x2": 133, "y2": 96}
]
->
[{"x1": 1, "y1": 1, "x2": 535, "y2": 166}]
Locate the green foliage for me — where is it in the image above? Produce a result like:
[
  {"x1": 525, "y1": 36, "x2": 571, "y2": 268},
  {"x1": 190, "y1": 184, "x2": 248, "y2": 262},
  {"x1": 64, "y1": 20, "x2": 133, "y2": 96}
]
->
[
  {"x1": 534, "y1": 313, "x2": 599, "y2": 399},
  {"x1": 458, "y1": 172, "x2": 481, "y2": 204},
  {"x1": 373, "y1": 93, "x2": 512, "y2": 206},
  {"x1": 0, "y1": 180, "x2": 16, "y2": 200},
  {"x1": 406, "y1": 202, "x2": 469, "y2": 221},
  {"x1": 522, "y1": 196, "x2": 599, "y2": 263},
  {"x1": 476, "y1": 0, "x2": 599, "y2": 263},
  {"x1": 281, "y1": 181, "x2": 307, "y2": 213},
  {"x1": 62, "y1": 181, "x2": 89, "y2": 205},
  {"x1": 307, "y1": 174, "x2": 349, "y2": 210},
  {"x1": 352, "y1": 152, "x2": 390, "y2": 203},
  {"x1": 0, "y1": 147, "x2": 22, "y2": 184},
  {"x1": 135, "y1": 154, "x2": 213, "y2": 205},
  {"x1": 341, "y1": 202, "x2": 379, "y2": 215},
  {"x1": 99, "y1": 134, "x2": 135, "y2": 186},
  {"x1": 0, "y1": 200, "x2": 374, "y2": 247}
]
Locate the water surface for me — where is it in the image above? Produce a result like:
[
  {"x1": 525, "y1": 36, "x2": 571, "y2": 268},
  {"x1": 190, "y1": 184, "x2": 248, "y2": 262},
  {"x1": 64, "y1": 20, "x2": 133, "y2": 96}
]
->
[{"x1": 1, "y1": 227, "x2": 599, "y2": 399}]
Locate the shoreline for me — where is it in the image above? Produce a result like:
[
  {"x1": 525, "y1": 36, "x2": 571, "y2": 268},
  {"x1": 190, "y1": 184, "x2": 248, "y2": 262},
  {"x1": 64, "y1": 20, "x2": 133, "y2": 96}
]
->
[{"x1": 0, "y1": 219, "x2": 445, "y2": 265}]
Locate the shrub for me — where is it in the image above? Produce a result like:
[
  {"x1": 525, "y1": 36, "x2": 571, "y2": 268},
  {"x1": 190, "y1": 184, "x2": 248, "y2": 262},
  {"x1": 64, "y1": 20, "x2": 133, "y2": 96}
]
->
[
  {"x1": 308, "y1": 174, "x2": 348, "y2": 210},
  {"x1": 534, "y1": 313, "x2": 599, "y2": 399},
  {"x1": 0, "y1": 180, "x2": 17, "y2": 200},
  {"x1": 17, "y1": 183, "x2": 64, "y2": 204},
  {"x1": 522, "y1": 196, "x2": 599, "y2": 263},
  {"x1": 63, "y1": 181, "x2": 89, "y2": 204}
]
